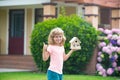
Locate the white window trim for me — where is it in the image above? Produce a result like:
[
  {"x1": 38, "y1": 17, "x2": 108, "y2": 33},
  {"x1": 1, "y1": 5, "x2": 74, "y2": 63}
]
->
[
  {"x1": 6, "y1": 9, "x2": 9, "y2": 55},
  {"x1": 24, "y1": 8, "x2": 27, "y2": 55}
]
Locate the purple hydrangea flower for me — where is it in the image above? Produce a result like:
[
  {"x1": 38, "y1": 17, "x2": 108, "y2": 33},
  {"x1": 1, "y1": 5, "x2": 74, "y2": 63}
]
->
[
  {"x1": 110, "y1": 56, "x2": 115, "y2": 62},
  {"x1": 110, "y1": 40, "x2": 117, "y2": 45}
]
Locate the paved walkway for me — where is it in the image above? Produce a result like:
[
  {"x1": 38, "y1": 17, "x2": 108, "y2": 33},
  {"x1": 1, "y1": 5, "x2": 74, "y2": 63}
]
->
[{"x1": 0, "y1": 68, "x2": 31, "y2": 72}]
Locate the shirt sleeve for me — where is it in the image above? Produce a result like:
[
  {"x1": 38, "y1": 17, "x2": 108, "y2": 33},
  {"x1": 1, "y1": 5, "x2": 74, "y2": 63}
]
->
[
  {"x1": 47, "y1": 45, "x2": 52, "y2": 54},
  {"x1": 63, "y1": 46, "x2": 65, "y2": 54}
]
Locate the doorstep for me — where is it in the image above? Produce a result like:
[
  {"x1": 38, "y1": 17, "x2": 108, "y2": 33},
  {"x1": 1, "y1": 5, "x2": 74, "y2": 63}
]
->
[{"x1": 0, "y1": 68, "x2": 32, "y2": 72}]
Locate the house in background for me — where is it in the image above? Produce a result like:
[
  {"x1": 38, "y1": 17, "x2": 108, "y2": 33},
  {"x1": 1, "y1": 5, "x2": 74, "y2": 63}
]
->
[{"x1": 0, "y1": 0, "x2": 120, "y2": 73}]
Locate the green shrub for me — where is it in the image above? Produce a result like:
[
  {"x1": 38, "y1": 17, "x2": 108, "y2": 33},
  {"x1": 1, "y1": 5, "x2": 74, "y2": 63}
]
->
[{"x1": 30, "y1": 14, "x2": 98, "y2": 74}]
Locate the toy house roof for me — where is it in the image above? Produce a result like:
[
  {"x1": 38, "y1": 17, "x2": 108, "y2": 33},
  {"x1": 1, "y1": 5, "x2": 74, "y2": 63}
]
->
[{"x1": 69, "y1": 37, "x2": 81, "y2": 43}]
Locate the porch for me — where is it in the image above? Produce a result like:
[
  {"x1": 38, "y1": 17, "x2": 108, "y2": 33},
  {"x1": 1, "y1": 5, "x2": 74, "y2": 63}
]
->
[{"x1": 0, "y1": 55, "x2": 37, "y2": 71}]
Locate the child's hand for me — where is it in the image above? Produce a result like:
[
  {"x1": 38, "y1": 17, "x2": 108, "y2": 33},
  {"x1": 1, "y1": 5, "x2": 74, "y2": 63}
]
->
[
  {"x1": 43, "y1": 42, "x2": 48, "y2": 52},
  {"x1": 71, "y1": 49, "x2": 80, "y2": 52}
]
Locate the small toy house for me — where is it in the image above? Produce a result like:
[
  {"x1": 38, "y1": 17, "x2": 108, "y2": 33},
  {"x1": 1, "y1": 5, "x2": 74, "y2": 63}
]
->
[{"x1": 69, "y1": 37, "x2": 81, "y2": 50}]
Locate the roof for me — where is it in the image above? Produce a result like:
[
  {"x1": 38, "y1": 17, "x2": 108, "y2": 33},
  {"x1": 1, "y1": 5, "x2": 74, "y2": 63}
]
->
[
  {"x1": 52, "y1": 0, "x2": 120, "y2": 8},
  {"x1": 69, "y1": 37, "x2": 81, "y2": 43},
  {"x1": 0, "y1": 0, "x2": 50, "y2": 7},
  {"x1": 1, "y1": 0, "x2": 119, "y2": 8}
]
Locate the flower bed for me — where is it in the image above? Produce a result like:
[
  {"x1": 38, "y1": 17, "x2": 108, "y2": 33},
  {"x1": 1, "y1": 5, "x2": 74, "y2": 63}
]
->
[{"x1": 96, "y1": 28, "x2": 120, "y2": 77}]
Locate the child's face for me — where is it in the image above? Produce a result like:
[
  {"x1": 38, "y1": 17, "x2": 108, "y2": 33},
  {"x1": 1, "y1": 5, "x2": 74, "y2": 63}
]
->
[{"x1": 53, "y1": 34, "x2": 63, "y2": 45}]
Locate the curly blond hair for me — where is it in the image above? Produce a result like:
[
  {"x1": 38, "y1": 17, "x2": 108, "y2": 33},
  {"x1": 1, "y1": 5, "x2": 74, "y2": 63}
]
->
[{"x1": 48, "y1": 27, "x2": 66, "y2": 45}]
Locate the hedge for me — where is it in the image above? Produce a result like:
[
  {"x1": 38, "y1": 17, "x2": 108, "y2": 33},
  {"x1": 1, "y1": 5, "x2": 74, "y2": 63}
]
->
[{"x1": 30, "y1": 14, "x2": 98, "y2": 74}]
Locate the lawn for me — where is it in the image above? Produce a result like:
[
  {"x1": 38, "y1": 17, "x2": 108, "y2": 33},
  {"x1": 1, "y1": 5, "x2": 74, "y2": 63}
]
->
[{"x1": 0, "y1": 72, "x2": 119, "y2": 80}]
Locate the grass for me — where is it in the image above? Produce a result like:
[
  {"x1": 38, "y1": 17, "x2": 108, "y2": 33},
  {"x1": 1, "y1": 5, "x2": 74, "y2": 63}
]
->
[{"x1": 0, "y1": 72, "x2": 120, "y2": 80}]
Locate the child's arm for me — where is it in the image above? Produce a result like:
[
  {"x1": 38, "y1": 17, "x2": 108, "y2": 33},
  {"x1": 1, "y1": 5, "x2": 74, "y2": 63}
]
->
[
  {"x1": 63, "y1": 49, "x2": 76, "y2": 61},
  {"x1": 42, "y1": 43, "x2": 49, "y2": 61}
]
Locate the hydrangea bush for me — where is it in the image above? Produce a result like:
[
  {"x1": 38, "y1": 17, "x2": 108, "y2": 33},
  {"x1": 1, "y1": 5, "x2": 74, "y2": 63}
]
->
[{"x1": 96, "y1": 28, "x2": 120, "y2": 77}]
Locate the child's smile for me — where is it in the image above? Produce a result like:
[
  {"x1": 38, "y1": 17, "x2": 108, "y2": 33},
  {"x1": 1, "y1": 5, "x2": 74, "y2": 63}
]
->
[{"x1": 53, "y1": 35, "x2": 63, "y2": 45}]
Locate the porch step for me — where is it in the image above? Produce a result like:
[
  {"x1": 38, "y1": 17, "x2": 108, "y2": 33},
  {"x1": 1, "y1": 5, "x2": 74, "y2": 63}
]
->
[{"x1": 0, "y1": 55, "x2": 37, "y2": 71}]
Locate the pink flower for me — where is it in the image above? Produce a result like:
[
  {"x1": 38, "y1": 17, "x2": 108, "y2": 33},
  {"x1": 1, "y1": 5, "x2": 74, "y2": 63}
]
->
[
  {"x1": 97, "y1": 65, "x2": 103, "y2": 71},
  {"x1": 117, "y1": 39, "x2": 120, "y2": 45},
  {"x1": 97, "y1": 57, "x2": 102, "y2": 62},
  {"x1": 117, "y1": 66, "x2": 120, "y2": 71},
  {"x1": 106, "y1": 49, "x2": 112, "y2": 55},
  {"x1": 107, "y1": 34, "x2": 112, "y2": 39},
  {"x1": 96, "y1": 63, "x2": 101, "y2": 68},
  {"x1": 112, "y1": 29, "x2": 120, "y2": 34},
  {"x1": 110, "y1": 46, "x2": 118, "y2": 52},
  {"x1": 98, "y1": 52, "x2": 102, "y2": 56},
  {"x1": 116, "y1": 47, "x2": 120, "y2": 53},
  {"x1": 102, "y1": 46, "x2": 112, "y2": 55},
  {"x1": 111, "y1": 35, "x2": 118, "y2": 40},
  {"x1": 102, "y1": 73, "x2": 107, "y2": 77},
  {"x1": 98, "y1": 28, "x2": 104, "y2": 32},
  {"x1": 99, "y1": 42, "x2": 106, "y2": 48},
  {"x1": 102, "y1": 47, "x2": 108, "y2": 52},
  {"x1": 101, "y1": 69, "x2": 106, "y2": 77},
  {"x1": 98, "y1": 68, "x2": 106, "y2": 76},
  {"x1": 104, "y1": 29, "x2": 112, "y2": 35},
  {"x1": 112, "y1": 62, "x2": 117, "y2": 67},
  {"x1": 107, "y1": 68, "x2": 114, "y2": 75},
  {"x1": 118, "y1": 36, "x2": 120, "y2": 39},
  {"x1": 114, "y1": 54, "x2": 118, "y2": 60}
]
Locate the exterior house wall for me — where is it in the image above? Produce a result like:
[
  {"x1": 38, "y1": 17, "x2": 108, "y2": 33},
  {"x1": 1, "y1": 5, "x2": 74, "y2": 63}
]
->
[
  {"x1": 65, "y1": 6, "x2": 76, "y2": 15},
  {"x1": 0, "y1": 9, "x2": 7, "y2": 55},
  {"x1": 43, "y1": 3, "x2": 56, "y2": 20},
  {"x1": 112, "y1": 9, "x2": 119, "y2": 18},
  {"x1": 111, "y1": 9, "x2": 120, "y2": 28},
  {"x1": 0, "y1": 8, "x2": 34, "y2": 55},
  {"x1": 111, "y1": 19, "x2": 120, "y2": 28},
  {"x1": 98, "y1": 9, "x2": 100, "y2": 25},
  {"x1": 85, "y1": 5, "x2": 99, "y2": 29},
  {"x1": 26, "y1": 8, "x2": 33, "y2": 55}
]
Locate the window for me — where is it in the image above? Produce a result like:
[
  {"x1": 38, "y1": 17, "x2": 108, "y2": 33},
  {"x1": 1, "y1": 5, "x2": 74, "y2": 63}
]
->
[
  {"x1": 35, "y1": 8, "x2": 57, "y2": 24},
  {"x1": 35, "y1": 8, "x2": 43, "y2": 24},
  {"x1": 9, "y1": 10, "x2": 24, "y2": 38}
]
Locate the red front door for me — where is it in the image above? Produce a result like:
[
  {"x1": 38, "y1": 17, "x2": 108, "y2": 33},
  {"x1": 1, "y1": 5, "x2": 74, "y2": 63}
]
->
[{"x1": 9, "y1": 9, "x2": 24, "y2": 55}]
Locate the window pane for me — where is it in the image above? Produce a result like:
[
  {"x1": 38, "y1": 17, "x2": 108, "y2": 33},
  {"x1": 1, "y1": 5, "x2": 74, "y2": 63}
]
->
[
  {"x1": 10, "y1": 10, "x2": 24, "y2": 38},
  {"x1": 35, "y1": 8, "x2": 43, "y2": 24}
]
